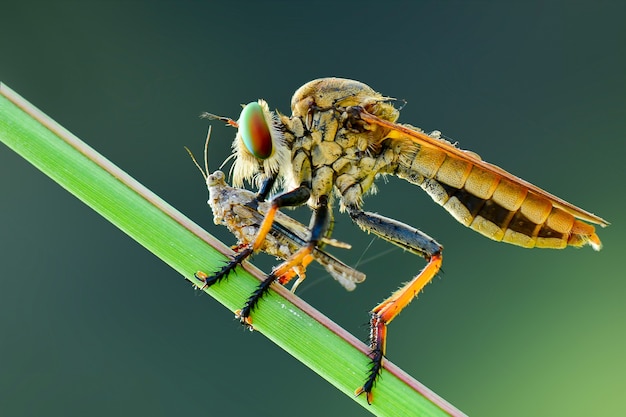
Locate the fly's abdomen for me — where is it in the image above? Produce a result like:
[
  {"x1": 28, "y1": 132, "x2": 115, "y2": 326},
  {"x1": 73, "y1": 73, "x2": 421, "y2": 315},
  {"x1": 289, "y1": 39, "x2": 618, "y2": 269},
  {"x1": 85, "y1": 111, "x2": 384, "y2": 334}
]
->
[{"x1": 398, "y1": 147, "x2": 601, "y2": 250}]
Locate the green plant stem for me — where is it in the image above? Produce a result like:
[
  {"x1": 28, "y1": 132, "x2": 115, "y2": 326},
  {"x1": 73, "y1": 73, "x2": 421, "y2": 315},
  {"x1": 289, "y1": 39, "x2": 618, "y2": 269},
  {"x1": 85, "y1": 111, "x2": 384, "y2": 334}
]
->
[{"x1": 0, "y1": 83, "x2": 466, "y2": 417}]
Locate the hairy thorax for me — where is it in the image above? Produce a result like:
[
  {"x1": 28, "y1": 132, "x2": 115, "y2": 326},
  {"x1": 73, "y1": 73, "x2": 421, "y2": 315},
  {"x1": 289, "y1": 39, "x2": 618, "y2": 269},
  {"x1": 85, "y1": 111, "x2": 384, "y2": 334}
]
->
[{"x1": 278, "y1": 78, "x2": 416, "y2": 211}]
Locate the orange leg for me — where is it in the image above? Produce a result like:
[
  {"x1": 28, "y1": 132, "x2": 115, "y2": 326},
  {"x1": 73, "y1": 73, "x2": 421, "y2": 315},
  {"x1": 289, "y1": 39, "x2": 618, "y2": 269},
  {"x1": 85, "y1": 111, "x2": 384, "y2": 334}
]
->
[
  {"x1": 236, "y1": 188, "x2": 325, "y2": 328},
  {"x1": 252, "y1": 184, "x2": 312, "y2": 251},
  {"x1": 252, "y1": 204, "x2": 279, "y2": 251},
  {"x1": 276, "y1": 248, "x2": 315, "y2": 290},
  {"x1": 355, "y1": 253, "x2": 443, "y2": 404},
  {"x1": 347, "y1": 206, "x2": 443, "y2": 404},
  {"x1": 236, "y1": 244, "x2": 317, "y2": 327}
]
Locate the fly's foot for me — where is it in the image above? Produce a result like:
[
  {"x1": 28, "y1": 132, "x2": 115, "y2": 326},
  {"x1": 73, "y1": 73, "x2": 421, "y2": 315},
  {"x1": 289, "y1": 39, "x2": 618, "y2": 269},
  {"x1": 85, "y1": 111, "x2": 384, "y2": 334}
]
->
[
  {"x1": 193, "y1": 270, "x2": 211, "y2": 289},
  {"x1": 193, "y1": 269, "x2": 226, "y2": 290},
  {"x1": 354, "y1": 348, "x2": 384, "y2": 405},
  {"x1": 234, "y1": 309, "x2": 255, "y2": 330}
]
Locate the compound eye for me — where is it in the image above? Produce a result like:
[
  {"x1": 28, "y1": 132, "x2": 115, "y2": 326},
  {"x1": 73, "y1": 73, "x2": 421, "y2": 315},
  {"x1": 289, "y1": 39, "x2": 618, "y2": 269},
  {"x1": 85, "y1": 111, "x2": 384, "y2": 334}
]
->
[{"x1": 239, "y1": 102, "x2": 273, "y2": 159}]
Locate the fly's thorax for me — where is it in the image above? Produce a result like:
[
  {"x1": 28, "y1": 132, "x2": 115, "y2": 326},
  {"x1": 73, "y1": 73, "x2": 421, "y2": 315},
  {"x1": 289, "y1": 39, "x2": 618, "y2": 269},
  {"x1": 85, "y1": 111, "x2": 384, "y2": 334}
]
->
[
  {"x1": 290, "y1": 77, "x2": 399, "y2": 127},
  {"x1": 282, "y1": 97, "x2": 408, "y2": 208}
]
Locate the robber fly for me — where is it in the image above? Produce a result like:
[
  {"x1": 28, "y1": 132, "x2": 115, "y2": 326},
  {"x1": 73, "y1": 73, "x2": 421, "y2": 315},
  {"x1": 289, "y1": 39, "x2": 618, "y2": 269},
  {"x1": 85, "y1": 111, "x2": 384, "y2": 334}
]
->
[
  {"x1": 203, "y1": 77, "x2": 609, "y2": 403},
  {"x1": 187, "y1": 131, "x2": 365, "y2": 304}
]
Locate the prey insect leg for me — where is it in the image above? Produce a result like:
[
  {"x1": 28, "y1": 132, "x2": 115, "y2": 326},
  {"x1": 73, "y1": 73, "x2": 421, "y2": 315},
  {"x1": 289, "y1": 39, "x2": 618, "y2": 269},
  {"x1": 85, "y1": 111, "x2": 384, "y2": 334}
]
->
[{"x1": 347, "y1": 207, "x2": 443, "y2": 404}]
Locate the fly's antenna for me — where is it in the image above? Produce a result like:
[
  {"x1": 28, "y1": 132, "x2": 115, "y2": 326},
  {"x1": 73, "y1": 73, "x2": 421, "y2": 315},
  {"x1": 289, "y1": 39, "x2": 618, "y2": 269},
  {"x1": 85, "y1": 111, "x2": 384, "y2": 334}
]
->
[
  {"x1": 201, "y1": 112, "x2": 239, "y2": 128},
  {"x1": 184, "y1": 126, "x2": 212, "y2": 182}
]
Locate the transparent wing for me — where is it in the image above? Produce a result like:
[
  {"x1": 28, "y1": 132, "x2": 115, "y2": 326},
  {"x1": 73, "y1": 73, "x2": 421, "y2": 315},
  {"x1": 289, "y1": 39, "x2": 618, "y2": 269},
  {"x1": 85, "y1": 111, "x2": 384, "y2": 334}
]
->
[{"x1": 360, "y1": 110, "x2": 609, "y2": 227}]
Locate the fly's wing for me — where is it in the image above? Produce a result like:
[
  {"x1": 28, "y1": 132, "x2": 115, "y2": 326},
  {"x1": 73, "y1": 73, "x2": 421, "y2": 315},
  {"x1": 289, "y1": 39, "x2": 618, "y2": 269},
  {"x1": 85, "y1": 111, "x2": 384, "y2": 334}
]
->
[{"x1": 358, "y1": 110, "x2": 608, "y2": 250}]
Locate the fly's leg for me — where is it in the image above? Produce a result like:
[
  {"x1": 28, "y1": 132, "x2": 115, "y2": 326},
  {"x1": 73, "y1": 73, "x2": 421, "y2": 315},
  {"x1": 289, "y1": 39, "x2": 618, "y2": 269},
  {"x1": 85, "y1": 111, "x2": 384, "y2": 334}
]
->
[
  {"x1": 236, "y1": 188, "x2": 333, "y2": 328},
  {"x1": 255, "y1": 175, "x2": 277, "y2": 202},
  {"x1": 236, "y1": 243, "x2": 316, "y2": 327},
  {"x1": 347, "y1": 206, "x2": 443, "y2": 404},
  {"x1": 250, "y1": 185, "x2": 311, "y2": 252},
  {"x1": 195, "y1": 246, "x2": 254, "y2": 289}
]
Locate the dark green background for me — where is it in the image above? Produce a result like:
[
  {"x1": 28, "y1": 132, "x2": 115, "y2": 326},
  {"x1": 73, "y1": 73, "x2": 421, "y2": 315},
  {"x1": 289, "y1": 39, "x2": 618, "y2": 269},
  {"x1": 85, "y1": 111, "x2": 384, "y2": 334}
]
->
[{"x1": 1, "y1": 2, "x2": 624, "y2": 416}]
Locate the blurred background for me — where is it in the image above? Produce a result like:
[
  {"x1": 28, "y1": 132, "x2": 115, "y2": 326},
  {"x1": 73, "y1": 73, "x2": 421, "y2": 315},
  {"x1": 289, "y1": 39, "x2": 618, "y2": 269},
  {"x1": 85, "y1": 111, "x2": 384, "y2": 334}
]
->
[{"x1": 1, "y1": 2, "x2": 624, "y2": 416}]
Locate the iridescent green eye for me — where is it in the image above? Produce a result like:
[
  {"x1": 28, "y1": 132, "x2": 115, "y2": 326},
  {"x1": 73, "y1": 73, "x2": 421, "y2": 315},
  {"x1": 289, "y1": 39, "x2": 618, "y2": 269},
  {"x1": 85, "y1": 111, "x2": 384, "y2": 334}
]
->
[{"x1": 239, "y1": 102, "x2": 273, "y2": 159}]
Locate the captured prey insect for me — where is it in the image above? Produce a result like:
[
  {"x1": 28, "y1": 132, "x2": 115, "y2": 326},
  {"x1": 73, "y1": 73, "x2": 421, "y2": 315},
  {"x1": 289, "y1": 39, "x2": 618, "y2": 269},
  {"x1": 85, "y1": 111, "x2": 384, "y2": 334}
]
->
[
  {"x1": 186, "y1": 131, "x2": 365, "y2": 307},
  {"x1": 199, "y1": 171, "x2": 366, "y2": 294},
  {"x1": 204, "y1": 77, "x2": 609, "y2": 403}
]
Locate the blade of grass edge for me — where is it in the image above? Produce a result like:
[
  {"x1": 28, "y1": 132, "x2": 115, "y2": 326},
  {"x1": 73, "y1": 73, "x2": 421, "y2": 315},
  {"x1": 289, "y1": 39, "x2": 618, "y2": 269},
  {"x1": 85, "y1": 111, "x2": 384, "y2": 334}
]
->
[{"x1": 0, "y1": 83, "x2": 466, "y2": 417}]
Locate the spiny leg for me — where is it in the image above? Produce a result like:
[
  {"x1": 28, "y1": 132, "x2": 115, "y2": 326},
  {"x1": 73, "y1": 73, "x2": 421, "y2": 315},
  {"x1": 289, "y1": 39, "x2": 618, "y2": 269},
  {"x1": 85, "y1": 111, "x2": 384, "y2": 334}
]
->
[
  {"x1": 237, "y1": 194, "x2": 331, "y2": 328},
  {"x1": 356, "y1": 253, "x2": 443, "y2": 403},
  {"x1": 250, "y1": 184, "x2": 311, "y2": 252},
  {"x1": 195, "y1": 246, "x2": 254, "y2": 289},
  {"x1": 348, "y1": 206, "x2": 443, "y2": 404},
  {"x1": 236, "y1": 244, "x2": 316, "y2": 327}
]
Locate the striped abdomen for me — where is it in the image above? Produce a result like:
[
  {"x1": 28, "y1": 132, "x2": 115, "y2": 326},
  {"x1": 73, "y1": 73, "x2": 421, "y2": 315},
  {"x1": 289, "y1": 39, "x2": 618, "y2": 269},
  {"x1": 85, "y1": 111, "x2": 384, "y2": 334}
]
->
[{"x1": 397, "y1": 145, "x2": 601, "y2": 250}]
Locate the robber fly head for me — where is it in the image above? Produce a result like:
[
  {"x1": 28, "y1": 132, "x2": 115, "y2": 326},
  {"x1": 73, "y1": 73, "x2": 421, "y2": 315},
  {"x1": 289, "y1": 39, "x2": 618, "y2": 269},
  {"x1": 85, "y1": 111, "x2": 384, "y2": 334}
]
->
[
  {"x1": 228, "y1": 99, "x2": 291, "y2": 190},
  {"x1": 203, "y1": 100, "x2": 291, "y2": 191}
]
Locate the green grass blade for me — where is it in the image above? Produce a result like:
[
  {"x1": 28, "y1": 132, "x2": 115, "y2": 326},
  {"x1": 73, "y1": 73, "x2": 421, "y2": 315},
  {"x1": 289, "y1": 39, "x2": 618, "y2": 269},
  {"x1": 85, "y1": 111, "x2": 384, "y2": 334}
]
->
[{"x1": 0, "y1": 82, "x2": 466, "y2": 417}]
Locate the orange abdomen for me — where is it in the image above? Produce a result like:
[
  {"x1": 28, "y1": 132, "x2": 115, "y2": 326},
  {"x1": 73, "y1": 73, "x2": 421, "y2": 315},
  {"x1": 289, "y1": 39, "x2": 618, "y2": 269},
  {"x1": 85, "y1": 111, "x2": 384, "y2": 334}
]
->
[{"x1": 397, "y1": 145, "x2": 602, "y2": 250}]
